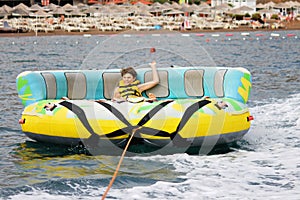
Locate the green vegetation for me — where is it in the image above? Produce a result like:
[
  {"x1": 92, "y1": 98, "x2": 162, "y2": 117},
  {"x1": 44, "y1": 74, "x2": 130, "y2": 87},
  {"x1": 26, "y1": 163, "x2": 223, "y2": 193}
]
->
[
  {"x1": 271, "y1": 14, "x2": 279, "y2": 20},
  {"x1": 251, "y1": 13, "x2": 261, "y2": 20},
  {"x1": 244, "y1": 13, "x2": 250, "y2": 18},
  {"x1": 234, "y1": 14, "x2": 244, "y2": 20}
]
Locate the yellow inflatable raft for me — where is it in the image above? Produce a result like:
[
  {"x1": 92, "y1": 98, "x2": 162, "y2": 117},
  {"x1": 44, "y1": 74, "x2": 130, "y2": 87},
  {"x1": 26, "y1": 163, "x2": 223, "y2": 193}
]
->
[{"x1": 16, "y1": 66, "x2": 253, "y2": 154}]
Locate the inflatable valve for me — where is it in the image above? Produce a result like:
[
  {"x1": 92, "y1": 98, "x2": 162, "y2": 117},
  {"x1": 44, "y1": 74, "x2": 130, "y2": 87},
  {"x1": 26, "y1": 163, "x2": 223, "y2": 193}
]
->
[
  {"x1": 247, "y1": 115, "x2": 254, "y2": 121},
  {"x1": 19, "y1": 118, "x2": 25, "y2": 124}
]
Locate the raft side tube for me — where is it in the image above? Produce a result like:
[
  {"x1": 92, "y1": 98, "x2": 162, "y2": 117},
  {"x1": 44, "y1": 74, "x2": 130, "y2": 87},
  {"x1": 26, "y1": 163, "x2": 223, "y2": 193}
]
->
[{"x1": 16, "y1": 67, "x2": 252, "y2": 106}]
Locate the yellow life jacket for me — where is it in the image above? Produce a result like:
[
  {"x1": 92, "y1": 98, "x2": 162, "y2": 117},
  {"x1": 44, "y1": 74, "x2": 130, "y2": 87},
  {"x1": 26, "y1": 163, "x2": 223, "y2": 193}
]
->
[{"x1": 118, "y1": 80, "x2": 142, "y2": 99}]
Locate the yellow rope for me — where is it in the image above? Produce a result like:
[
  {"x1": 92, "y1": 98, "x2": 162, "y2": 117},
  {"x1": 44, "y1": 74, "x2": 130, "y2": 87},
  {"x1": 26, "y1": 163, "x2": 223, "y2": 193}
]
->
[{"x1": 101, "y1": 126, "x2": 142, "y2": 200}]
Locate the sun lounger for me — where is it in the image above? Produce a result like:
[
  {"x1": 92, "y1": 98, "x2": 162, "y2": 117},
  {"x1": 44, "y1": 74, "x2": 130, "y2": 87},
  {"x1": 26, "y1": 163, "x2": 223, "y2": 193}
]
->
[
  {"x1": 250, "y1": 21, "x2": 263, "y2": 29},
  {"x1": 99, "y1": 26, "x2": 113, "y2": 32},
  {"x1": 271, "y1": 23, "x2": 285, "y2": 29},
  {"x1": 63, "y1": 25, "x2": 82, "y2": 32},
  {"x1": 132, "y1": 25, "x2": 155, "y2": 31},
  {"x1": 112, "y1": 26, "x2": 122, "y2": 31},
  {"x1": 209, "y1": 22, "x2": 224, "y2": 30},
  {"x1": 163, "y1": 25, "x2": 180, "y2": 31}
]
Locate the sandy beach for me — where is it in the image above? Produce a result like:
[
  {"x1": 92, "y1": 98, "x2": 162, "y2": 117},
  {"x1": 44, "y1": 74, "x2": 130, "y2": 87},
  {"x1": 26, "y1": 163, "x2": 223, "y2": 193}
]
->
[{"x1": 1, "y1": 19, "x2": 299, "y2": 38}]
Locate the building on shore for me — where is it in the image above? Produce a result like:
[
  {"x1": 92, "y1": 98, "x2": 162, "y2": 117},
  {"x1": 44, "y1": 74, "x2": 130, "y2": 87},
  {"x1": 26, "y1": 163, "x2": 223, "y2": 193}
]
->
[{"x1": 211, "y1": 0, "x2": 256, "y2": 9}]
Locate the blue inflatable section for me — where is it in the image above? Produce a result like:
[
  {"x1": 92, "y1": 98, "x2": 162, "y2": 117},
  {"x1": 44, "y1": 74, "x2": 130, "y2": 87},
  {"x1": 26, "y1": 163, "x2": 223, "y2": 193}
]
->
[
  {"x1": 51, "y1": 71, "x2": 68, "y2": 99},
  {"x1": 16, "y1": 67, "x2": 251, "y2": 107},
  {"x1": 16, "y1": 72, "x2": 47, "y2": 106}
]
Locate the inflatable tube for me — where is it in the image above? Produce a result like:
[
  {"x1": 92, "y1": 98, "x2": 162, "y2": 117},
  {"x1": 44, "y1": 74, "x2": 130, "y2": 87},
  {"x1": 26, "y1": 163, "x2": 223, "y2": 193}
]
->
[{"x1": 16, "y1": 66, "x2": 253, "y2": 154}]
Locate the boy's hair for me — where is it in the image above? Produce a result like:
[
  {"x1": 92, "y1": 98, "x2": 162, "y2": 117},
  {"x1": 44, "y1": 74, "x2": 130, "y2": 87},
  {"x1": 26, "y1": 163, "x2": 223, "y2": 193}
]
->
[{"x1": 121, "y1": 67, "x2": 137, "y2": 78}]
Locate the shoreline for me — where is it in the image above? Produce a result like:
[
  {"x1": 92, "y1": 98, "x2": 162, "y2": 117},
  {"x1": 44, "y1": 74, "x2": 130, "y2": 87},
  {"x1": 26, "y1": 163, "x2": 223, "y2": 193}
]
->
[{"x1": 1, "y1": 20, "x2": 300, "y2": 38}]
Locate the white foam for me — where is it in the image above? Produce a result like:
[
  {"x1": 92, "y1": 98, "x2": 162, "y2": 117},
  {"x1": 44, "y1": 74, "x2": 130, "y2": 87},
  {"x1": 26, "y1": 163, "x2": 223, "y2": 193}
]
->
[
  {"x1": 7, "y1": 130, "x2": 300, "y2": 200},
  {"x1": 102, "y1": 147, "x2": 300, "y2": 199},
  {"x1": 250, "y1": 93, "x2": 300, "y2": 129}
]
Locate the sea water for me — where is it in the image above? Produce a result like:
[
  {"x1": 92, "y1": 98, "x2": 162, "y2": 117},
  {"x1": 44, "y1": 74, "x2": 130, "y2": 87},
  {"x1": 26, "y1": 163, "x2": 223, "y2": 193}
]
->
[{"x1": 0, "y1": 31, "x2": 299, "y2": 199}]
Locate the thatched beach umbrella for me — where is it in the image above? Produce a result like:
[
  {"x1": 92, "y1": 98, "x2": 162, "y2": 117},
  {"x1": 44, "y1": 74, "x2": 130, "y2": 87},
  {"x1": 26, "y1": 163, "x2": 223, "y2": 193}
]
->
[
  {"x1": 82, "y1": 7, "x2": 98, "y2": 15},
  {"x1": 133, "y1": 2, "x2": 150, "y2": 10},
  {"x1": 104, "y1": 6, "x2": 120, "y2": 17},
  {"x1": 163, "y1": 9, "x2": 184, "y2": 16},
  {"x1": 256, "y1": 3, "x2": 266, "y2": 9},
  {"x1": 115, "y1": 6, "x2": 131, "y2": 16},
  {"x1": 76, "y1": 3, "x2": 88, "y2": 10},
  {"x1": 180, "y1": 4, "x2": 195, "y2": 13},
  {"x1": 90, "y1": 4, "x2": 103, "y2": 10},
  {"x1": 47, "y1": 3, "x2": 59, "y2": 11},
  {"x1": 257, "y1": 8, "x2": 278, "y2": 15},
  {"x1": 163, "y1": 2, "x2": 171, "y2": 7},
  {"x1": 170, "y1": 2, "x2": 181, "y2": 10},
  {"x1": 106, "y1": 4, "x2": 118, "y2": 11},
  {"x1": 274, "y1": 2, "x2": 292, "y2": 9},
  {"x1": 29, "y1": 4, "x2": 43, "y2": 12},
  {"x1": 97, "y1": 6, "x2": 114, "y2": 16},
  {"x1": 291, "y1": 1, "x2": 300, "y2": 7},
  {"x1": 213, "y1": 3, "x2": 231, "y2": 12},
  {"x1": 135, "y1": 9, "x2": 153, "y2": 17},
  {"x1": 199, "y1": 2, "x2": 210, "y2": 9},
  {"x1": 197, "y1": 7, "x2": 212, "y2": 15},
  {"x1": 149, "y1": 7, "x2": 163, "y2": 16},
  {"x1": 265, "y1": 1, "x2": 276, "y2": 9},
  {"x1": 1, "y1": 5, "x2": 13, "y2": 14},
  {"x1": 151, "y1": 2, "x2": 162, "y2": 8},
  {"x1": 52, "y1": 7, "x2": 66, "y2": 15},
  {"x1": 190, "y1": 4, "x2": 201, "y2": 11},
  {"x1": 0, "y1": 7, "x2": 9, "y2": 17},
  {"x1": 66, "y1": 8, "x2": 86, "y2": 17},
  {"x1": 13, "y1": 3, "x2": 29, "y2": 11},
  {"x1": 11, "y1": 7, "x2": 30, "y2": 17},
  {"x1": 62, "y1": 3, "x2": 75, "y2": 12},
  {"x1": 149, "y1": 3, "x2": 169, "y2": 16},
  {"x1": 229, "y1": 5, "x2": 254, "y2": 15},
  {"x1": 128, "y1": 5, "x2": 140, "y2": 13},
  {"x1": 195, "y1": 3, "x2": 211, "y2": 16},
  {"x1": 30, "y1": 9, "x2": 52, "y2": 18},
  {"x1": 160, "y1": 2, "x2": 172, "y2": 10},
  {"x1": 134, "y1": 2, "x2": 146, "y2": 7}
]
